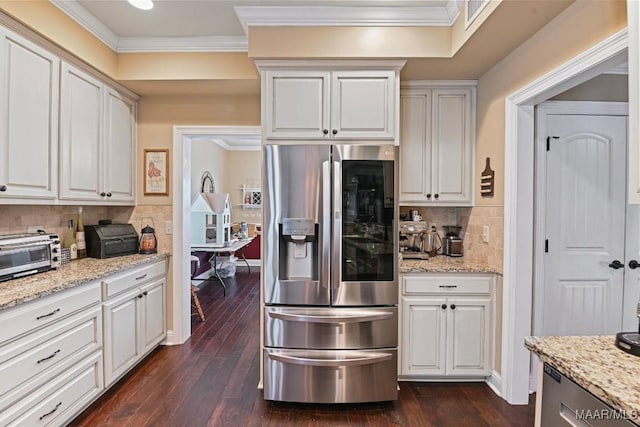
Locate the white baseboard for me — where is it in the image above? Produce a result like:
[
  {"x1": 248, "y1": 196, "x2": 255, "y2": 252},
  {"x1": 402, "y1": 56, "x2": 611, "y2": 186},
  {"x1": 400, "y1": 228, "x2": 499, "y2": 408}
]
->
[
  {"x1": 486, "y1": 370, "x2": 503, "y2": 399},
  {"x1": 162, "y1": 330, "x2": 176, "y2": 345}
]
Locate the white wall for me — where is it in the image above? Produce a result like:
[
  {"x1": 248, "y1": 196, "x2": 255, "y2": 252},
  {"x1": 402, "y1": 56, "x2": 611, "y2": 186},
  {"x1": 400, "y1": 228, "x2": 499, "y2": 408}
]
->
[{"x1": 190, "y1": 140, "x2": 229, "y2": 202}]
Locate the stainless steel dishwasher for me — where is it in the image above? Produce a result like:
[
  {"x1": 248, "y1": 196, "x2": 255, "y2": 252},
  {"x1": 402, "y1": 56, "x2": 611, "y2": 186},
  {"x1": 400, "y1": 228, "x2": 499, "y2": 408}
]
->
[{"x1": 541, "y1": 364, "x2": 636, "y2": 426}]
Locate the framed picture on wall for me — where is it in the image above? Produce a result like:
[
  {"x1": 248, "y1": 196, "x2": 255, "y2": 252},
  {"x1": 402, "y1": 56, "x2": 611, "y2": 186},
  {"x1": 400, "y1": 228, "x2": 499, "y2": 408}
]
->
[{"x1": 144, "y1": 149, "x2": 169, "y2": 195}]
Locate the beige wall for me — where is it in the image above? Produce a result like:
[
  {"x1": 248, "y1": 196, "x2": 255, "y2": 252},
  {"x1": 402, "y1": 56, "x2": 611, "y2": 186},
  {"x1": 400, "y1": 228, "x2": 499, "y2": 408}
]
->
[
  {"x1": 475, "y1": 0, "x2": 627, "y2": 206},
  {"x1": 552, "y1": 73, "x2": 628, "y2": 102},
  {"x1": 191, "y1": 141, "x2": 230, "y2": 202}
]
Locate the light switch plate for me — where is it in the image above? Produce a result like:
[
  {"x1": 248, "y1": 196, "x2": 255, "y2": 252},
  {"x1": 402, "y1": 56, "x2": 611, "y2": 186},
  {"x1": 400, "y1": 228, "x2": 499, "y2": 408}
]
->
[
  {"x1": 482, "y1": 226, "x2": 490, "y2": 243},
  {"x1": 165, "y1": 221, "x2": 173, "y2": 235}
]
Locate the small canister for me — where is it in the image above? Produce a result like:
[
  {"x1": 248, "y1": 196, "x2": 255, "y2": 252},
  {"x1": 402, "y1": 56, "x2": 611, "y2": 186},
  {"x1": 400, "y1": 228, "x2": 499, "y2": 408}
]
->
[{"x1": 240, "y1": 222, "x2": 249, "y2": 238}]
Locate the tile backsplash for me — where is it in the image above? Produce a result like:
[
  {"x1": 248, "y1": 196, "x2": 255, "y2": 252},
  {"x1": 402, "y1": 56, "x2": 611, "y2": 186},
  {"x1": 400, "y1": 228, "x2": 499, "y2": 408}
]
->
[
  {"x1": 0, "y1": 205, "x2": 173, "y2": 255},
  {"x1": 400, "y1": 205, "x2": 503, "y2": 273}
]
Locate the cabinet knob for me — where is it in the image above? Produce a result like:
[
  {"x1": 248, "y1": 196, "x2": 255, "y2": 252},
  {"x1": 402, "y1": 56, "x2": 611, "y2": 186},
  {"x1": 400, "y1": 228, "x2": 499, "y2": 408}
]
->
[
  {"x1": 450, "y1": 304, "x2": 456, "y2": 310},
  {"x1": 630, "y1": 260, "x2": 639, "y2": 270},
  {"x1": 106, "y1": 192, "x2": 112, "y2": 197},
  {"x1": 441, "y1": 304, "x2": 447, "y2": 309},
  {"x1": 143, "y1": 291, "x2": 148, "y2": 296},
  {"x1": 426, "y1": 193, "x2": 432, "y2": 199},
  {"x1": 323, "y1": 129, "x2": 329, "y2": 135},
  {"x1": 100, "y1": 192, "x2": 106, "y2": 197},
  {"x1": 332, "y1": 129, "x2": 338, "y2": 135},
  {"x1": 434, "y1": 193, "x2": 439, "y2": 199},
  {"x1": 0, "y1": 185, "x2": 6, "y2": 192},
  {"x1": 138, "y1": 294, "x2": 143, "y2": 299}
]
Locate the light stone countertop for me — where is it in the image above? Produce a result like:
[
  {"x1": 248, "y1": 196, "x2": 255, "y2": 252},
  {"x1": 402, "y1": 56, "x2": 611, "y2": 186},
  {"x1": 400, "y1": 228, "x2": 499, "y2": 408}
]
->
[
  {"x1": 525, "y1": 335, "x2": 640, "y2": 425},
  {"x1": 0, "y1": 253, "x2": 170, "y2": 311},
  {"x1": 399, "y1": 256, "x2": 498, "y2": 274}
]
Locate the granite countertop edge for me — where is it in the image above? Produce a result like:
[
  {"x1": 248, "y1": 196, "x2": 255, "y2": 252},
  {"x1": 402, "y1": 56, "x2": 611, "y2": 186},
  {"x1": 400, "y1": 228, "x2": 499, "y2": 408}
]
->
[
  {"x1": 0, "y1": 253, "x2": 171, "y2": 311},
  {"x1": 399, "y1": 257, "x2": 499, "y2": 274},
  {"x1": 525, "y1": 335, "x2": 640, "y2": 425}
]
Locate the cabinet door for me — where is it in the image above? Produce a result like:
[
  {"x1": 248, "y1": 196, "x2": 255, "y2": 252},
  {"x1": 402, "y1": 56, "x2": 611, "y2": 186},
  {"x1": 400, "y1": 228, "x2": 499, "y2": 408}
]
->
[
  {"x1": 59, "y1": 63, "x2": 103, "y2": 201},
  {"x1": 431, "y1": 88, "x2": 473, "y2": 204},
  {"x1": 331, "y1": 71, "x2": 395, "y2": 140},
  {"x1": 141, "y1": 278, "x2": 165, "y2": 353},
  {"x1": 264, "y1": 70, "x2": 330, "y2": 139},
  {"x1": 103, "y1": 288, "x2": 141, "y2": 386},
  {"x1": 104, "y1": 87, "x2": 136, "y2": 203},
  {"x1": 401, "y1": 297, "x2": 446, "y2": 376},
  {"x1": 446, "y1": 297, "x2": 491, "y2": 376},
  {"x1": 0, "y1": 28, "x2": 59, "y2": 200},
  {"x1": 399, "y1": 93, "x2": 431, "y2": 203}
]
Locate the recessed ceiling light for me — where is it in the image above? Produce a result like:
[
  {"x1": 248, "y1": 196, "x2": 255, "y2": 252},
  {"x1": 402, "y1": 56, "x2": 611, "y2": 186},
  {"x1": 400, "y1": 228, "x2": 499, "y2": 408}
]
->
[{"x1": 127, "y1": 0, "x2": 153, "y2": 10}]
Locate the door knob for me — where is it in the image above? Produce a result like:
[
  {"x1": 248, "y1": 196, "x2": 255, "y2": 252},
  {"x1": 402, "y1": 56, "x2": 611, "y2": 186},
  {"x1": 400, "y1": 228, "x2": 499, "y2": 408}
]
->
[
  {"x1": 630, "y1": 260, "x2": 639, "y2": 269},
  {"x1": 609, "y1": 260, "x2": 624, "y2": 269}
]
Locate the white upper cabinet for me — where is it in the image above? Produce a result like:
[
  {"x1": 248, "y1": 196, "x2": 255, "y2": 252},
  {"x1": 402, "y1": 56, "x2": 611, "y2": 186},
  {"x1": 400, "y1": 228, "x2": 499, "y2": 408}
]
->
[
  {"x1": 104, "y1": 88, "x2": 136, "y2": 203},
  {"x1": 400, "y1": 84, "x2": 475, "y2": 206},
  {"x1": 59, "y1": 63, "x2": 102, "y2": 201},
  {"x1": 0, "y1": 27, "x2": 59, "y2": 200},
  {"x1": 60, "y1": 62, "x2": 136, "y2": 204},
  {"x1": 259, "y1": 61, "x2": 404, "y2": 142},
  {"x1": 265, "y1": 70, "x2": 330, "y2": 139}
]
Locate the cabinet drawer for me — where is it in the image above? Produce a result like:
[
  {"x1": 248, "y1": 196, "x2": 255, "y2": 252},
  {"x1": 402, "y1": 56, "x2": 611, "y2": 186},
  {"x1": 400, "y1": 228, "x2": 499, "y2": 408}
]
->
[
  {"x1": 403, "y1": 274, "x2": 491, "y2": 295},
  {"x1": 102, "y1": 261, "x2": 166, "y2": 299},
  {"x1": 0, "y1": 306, "x2": 101, "y2": 403},
  {"x1": 0, "y1": 352, "x2": 103, "y2": 427},
  {"x1": 0, "y1": 281, "x2": 101, "y2": 345}
]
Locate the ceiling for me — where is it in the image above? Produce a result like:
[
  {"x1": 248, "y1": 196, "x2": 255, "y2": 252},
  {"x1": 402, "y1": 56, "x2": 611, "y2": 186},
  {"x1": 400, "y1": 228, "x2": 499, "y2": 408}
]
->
[{"x1": 52, "y1": 0, "x2": 456, "y2": 52}]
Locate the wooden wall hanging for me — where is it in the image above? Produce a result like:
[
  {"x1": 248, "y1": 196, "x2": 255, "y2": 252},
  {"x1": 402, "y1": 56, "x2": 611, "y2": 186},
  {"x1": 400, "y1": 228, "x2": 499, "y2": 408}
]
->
[{"x1": 480, "y1": 157, "x2": 495, "y2": 197}]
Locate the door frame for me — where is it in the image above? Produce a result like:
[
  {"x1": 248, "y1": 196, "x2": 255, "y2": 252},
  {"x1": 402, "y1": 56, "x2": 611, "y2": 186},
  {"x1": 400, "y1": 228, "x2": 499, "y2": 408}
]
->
[
  {"x1": 533, "y1": 100, "x2": 629, "y2": 338},
  {"x1": 502, "y1": 28, "x2": 627, "y2": 404},
  {"x1": 169, "y1": 125, "x2": 261, "y2": 345}
]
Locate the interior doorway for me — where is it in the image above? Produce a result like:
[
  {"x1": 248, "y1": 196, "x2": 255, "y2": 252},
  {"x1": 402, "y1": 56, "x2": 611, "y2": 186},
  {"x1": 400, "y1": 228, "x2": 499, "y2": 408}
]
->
[
  {"x1": 171, "y1": 126, "x2": 261, "y2": 345},
  {"x1": 501, "y1": 28, "x2": 627, "y2": 404}
]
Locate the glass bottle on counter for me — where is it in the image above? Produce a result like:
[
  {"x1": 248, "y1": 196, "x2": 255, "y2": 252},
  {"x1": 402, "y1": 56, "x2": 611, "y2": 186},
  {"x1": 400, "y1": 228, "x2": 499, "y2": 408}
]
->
[
  {"x1": 64, "y1": 219, "x2": 78, "y2": 260},
  {"x1": 76, "y1": 207, "x2": 86, "y2": 259}
]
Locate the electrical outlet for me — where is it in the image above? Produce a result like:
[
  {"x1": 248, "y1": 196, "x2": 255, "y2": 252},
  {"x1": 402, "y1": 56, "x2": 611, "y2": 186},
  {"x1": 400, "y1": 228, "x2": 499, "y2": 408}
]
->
[
  {"x1": 28, "y1": 225, "x2": 44, "y2": 233},
  {"x1": 482, "y1": 225, "x2": 490, "y2": 243},
  {"x1": 165, "y1": 221, "x2": 173, "y2": 235}
]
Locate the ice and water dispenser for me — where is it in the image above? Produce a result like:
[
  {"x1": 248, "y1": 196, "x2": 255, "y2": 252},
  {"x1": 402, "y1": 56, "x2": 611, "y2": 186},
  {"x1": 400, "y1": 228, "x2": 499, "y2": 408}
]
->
[{"x1": 279, "y1": 218, "x2": 319, "y2": 280}]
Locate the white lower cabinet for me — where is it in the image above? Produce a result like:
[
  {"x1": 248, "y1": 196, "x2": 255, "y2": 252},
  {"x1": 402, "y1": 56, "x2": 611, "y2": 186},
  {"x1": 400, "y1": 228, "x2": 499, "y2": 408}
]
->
[
  {"x1": 400, "y1": 273, "x2": 493, "y2": 379},
  {"x1": 0, "y1": 259, "x2": 167, "y2": 426},
  {"x1": 103, "y1": 271, "x2": 166, "y2": 386}
]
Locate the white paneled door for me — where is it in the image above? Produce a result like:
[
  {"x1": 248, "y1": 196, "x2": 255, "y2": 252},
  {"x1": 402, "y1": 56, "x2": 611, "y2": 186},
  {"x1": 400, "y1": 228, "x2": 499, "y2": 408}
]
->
[{"x1": 541, "y1": 112, "x2": 628, "y2": 336}]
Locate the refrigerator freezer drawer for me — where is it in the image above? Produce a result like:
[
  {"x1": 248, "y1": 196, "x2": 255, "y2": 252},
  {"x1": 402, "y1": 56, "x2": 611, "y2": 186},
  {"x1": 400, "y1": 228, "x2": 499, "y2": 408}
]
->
[
  {"x1": 264, "y1": 306, "x2": 398, "y2": 349},
  {"x1": 263, "y1": 348, "x2": 398, "y2": 403}
]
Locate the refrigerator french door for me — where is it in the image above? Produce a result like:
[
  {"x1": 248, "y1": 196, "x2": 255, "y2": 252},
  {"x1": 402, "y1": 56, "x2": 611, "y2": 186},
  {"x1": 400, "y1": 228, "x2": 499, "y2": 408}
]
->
[{"x1": 263, "y1": 144, "x2": 398, "y2": 403}]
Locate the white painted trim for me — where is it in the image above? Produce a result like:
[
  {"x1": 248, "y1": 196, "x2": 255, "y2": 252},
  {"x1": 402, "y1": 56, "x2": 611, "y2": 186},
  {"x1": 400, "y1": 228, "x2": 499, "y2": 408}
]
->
[
  {"x1": 209, "y1": 138, "x2": 261, "y2": 152},
  {"x1": 401, "y1": 80, "x2": 478, "y2": 88},
  {"x1": 234, "y1": 5, "x2": 460, "y2": 34},
  {"x1": 465, "y1": 0, "x2": 490, "y2": 29},
  {"x1": 162, "y1": 330, "x2": 175, "y2": 346},
  {"x1": 49, "y1": 0, "x2": 119, "y2": 50},
  {"x1": 486, "y1": 370, "x2": 503, "y2": 397},
  {"x1": 502, "y1": 28, "x2": 628, "y2": 404},
  {"x1": 254, "y1": 59, "x2": 407, "y2": 72},
  {"x1": 603, "y1": 62, "x2": 629, "y2": 75},
  {"x1": 172, "y1": 126, "x2": 262, "y2": 345},
  {"x1": 116, "y1": 36, "x2": 248, "y2": 53}
]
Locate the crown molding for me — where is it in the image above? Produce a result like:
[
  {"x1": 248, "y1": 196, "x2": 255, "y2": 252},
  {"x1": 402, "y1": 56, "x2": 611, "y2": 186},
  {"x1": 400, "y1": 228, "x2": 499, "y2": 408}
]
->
[
  {"x1": 117, "y1": 36, "x2": 248, "y2": 53},
  {"x1": 50, "y1": 0, "x2": 119, "y2": 50},
  {"x1": 235, "y1": 4, "x2": 461, "y2": 34}
]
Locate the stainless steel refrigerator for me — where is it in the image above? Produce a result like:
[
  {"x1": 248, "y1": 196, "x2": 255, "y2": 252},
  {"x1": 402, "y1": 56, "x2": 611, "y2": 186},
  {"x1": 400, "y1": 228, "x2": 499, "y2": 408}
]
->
[{"x1": 263, "y1": 144, "x2": 398, "y2": 403}]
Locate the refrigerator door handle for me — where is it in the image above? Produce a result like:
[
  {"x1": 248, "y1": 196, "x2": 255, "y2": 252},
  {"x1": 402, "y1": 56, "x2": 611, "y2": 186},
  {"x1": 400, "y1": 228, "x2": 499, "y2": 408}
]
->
[
  {"x1": 332, "y1": 159, "x2": 342, "y2": 298},
  {"x1": 321, "y1": 160, "x2": 331, "y2": 291},
  {"x1": 268, "y1": 352, "x2": 393, "y2": 367},
  {"x1": 268, "y1": 310, "x2": 393, "y2": 324}
]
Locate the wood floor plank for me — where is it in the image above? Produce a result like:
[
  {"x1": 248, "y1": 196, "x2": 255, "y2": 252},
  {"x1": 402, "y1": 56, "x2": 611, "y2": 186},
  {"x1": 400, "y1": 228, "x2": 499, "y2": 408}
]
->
[{"x1": 71, "y1": 270, "x2": 535, "y2": 426}]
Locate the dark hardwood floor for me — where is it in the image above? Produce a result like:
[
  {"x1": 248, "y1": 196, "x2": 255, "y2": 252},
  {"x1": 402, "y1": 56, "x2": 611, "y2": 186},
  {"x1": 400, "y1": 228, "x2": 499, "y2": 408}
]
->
[{"x1": 70, "y1": 268, "x2": 535, "y2": 427}]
